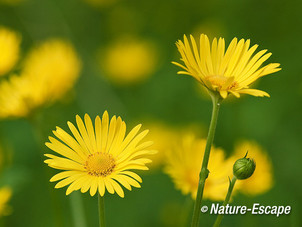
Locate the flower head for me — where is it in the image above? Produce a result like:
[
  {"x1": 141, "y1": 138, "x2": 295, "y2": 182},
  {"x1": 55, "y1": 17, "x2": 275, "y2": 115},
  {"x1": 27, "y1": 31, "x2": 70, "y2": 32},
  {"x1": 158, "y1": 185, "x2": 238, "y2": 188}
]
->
[
  {"x1": 173, "y1": 34, "x2": 281, "y2": 98},
  {"x1": 0, "y1": 27, "x2": 20, "y2": 76},
  {"x1": 0, "y1": 39, "x2": 81, "y2": 119},
  {"x1": 22, "y1": 39, "x2": 81, "y2": 101},
  {"x1": 165, "y1": 135, "x2": 233, "y2": 201},
  {"x1": 45, "y1": 111, "x2": 155, "y2": 198}
]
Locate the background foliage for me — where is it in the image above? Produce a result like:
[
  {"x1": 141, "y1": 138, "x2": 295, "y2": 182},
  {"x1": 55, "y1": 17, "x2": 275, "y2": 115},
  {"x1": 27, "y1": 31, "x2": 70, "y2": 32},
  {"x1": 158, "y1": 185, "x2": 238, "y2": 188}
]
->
[{"x1": 0, "y1": 0, "x2": 301, "y2": 226}]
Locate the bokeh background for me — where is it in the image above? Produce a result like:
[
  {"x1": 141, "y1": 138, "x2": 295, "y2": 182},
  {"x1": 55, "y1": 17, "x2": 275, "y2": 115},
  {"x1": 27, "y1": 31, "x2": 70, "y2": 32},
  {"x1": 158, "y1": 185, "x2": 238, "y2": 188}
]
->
[{"x1": 0, "y1": 0, "x2": 301, "y2": 226}]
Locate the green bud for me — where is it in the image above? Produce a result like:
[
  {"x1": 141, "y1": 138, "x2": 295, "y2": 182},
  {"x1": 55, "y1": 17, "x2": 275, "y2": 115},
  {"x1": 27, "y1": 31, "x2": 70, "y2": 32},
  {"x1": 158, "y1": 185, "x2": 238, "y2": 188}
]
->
[{"x1": 233, "y1": 153, "x2": 256, "y2": 180}]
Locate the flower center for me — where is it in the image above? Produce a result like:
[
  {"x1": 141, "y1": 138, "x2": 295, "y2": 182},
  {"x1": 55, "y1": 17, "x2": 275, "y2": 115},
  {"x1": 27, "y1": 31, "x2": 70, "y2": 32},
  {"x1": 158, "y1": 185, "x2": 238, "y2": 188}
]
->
[
  {"x1": 84, "y1": 152, "x2": 116, "y2": 177},
  {"x1": 207, "y1": 75, "x2": 227, "y2": 87},
  {"x1": 206, "y1": 75, "x2": 238, "y2": 90}
]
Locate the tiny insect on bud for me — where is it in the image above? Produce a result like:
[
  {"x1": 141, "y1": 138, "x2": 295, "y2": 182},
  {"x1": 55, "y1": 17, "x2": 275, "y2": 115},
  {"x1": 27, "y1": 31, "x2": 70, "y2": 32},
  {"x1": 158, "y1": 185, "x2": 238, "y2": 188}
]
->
[{"x1": 233, "y1": 152, "x2": 256, "y2": 180}]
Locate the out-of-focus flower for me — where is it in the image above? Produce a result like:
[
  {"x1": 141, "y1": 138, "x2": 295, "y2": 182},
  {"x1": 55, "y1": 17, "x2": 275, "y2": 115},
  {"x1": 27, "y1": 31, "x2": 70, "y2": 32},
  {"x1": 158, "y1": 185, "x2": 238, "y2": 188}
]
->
[
  {"x1": 146, "y1": 122, "x2": 203, "y2": 169},
  {"x1": 144, "y1": 123, "x2": 178, "y2": 169},
  {"x1": 45, "y1": 112, "x2": 156, "y2": 198},
  {"x1": 165, "y1": 135, "x2": 233, "y2": 201},
  {"x1": 0, "y1": 27, "x2": 20, "y2": 76},
  {"x1": 99, "y1": 38, "x2": 158, "y2": 85},
  {"x1": 0, "y1": 187, "x2": 12, "y2": 217},
  {"x1": 0, "y1": 39, "x2": 81, "y2": 119},
  {"x1": 231, "y1": 141, "x2": 273, "y2": 195},
  {"x1": 22, "y1": 39, "x2": 81, "y2": 101},
  {"x1": 173, "y1": 34, "x2": 281, "y2": 99}
]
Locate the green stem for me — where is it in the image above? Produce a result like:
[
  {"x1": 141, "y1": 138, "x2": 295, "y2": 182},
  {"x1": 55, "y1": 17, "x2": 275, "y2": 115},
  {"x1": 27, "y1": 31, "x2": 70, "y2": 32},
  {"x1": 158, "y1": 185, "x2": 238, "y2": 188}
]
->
[
  {"x1": 213, "y1": 176, "x2": 237, "y2": 227},
  {"x1": 191, "y1": 92, "x2": 221, "y2": 227},
  {"x1": 70, "y1": 192, "x2": 87, "y2": 227},
  {"x1": 98, "y1": 195, "x2": 105, "y2": 227}
]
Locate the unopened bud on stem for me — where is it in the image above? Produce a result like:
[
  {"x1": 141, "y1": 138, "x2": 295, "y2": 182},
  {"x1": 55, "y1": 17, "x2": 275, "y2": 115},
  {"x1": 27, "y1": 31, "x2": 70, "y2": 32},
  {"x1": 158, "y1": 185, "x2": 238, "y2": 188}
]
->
[{"x1": 233, "y1": 152, "x2": 256, "y2": 180}]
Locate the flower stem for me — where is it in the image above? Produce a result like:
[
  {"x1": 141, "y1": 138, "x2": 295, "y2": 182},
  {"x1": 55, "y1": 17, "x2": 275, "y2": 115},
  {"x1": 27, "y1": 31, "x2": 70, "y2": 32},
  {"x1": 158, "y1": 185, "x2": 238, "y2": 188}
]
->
[
  {"x1": 213, "y1": 176, "x2": 237, "y2": 227},
  {"x1": 98, "y1": 195, "x2": 106, "y2": 227},
  {"x1": 191, "y1": 92, "x2": 221, "y2": 227},
  {"x1": 70, "y1": 191, "x2": 87, "y2": 227}
]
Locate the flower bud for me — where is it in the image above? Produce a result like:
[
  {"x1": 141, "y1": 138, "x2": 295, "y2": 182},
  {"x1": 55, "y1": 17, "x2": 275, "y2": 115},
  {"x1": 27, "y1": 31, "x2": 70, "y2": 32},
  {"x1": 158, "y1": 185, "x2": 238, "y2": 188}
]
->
[{"x1": 233, "y1": 153, "x2": 256, "y2": 180}]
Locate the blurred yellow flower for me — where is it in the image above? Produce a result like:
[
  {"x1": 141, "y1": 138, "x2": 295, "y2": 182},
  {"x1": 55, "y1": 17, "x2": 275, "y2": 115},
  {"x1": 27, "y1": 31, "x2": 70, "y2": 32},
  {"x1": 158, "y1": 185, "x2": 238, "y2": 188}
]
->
[
  {"x1": 45, "y1": 112, "x2": 156, "y2": 198},
  {"x1": 173, "y1": 34, "x2": 281, "y2": 99},
  {"x1": 231, "y1": 141, "x2": 273, "y2": 195},
  {"x1": 146, "y1": 122, "x2": 204, "y2": 169},
  {"x1": 0, "y1": 39, "x2": 81, "y2": 119},
  {"x1": 144, "y1": 123, "x2": 177, "y2": 169},
  {"x1": 22, "y1": 39, "x2": 81, "y2": 101},
  {"x1": 0, "y1": 187, "x2": 12, "y2": 217},
  {"x1": 100, "y1": 38, "x2": 158, "y2": 85},
  {"x1": 165, "y1": 135, "x2": 233, "y2": 201},
  {"x1": 0, "y1": 27, "x2": 20, "y2": 76}
]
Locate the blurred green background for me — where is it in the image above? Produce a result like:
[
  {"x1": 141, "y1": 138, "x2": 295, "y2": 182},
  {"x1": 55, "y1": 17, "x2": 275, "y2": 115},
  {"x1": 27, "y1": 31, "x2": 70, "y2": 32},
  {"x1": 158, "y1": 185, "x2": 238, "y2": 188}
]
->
[{"x1": 0, "y1": 0, "x2": 301, "y2": 226}]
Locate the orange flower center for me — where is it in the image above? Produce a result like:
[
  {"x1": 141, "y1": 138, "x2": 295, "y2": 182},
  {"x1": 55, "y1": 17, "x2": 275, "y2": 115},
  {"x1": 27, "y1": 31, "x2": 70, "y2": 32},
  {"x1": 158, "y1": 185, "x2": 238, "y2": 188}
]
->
[
  {"x1": 84, "y1": 152, "x2": 116, "y2": 177},
  {"x1": 206, "y1": 75, "x2": 238, "y2": 90}
]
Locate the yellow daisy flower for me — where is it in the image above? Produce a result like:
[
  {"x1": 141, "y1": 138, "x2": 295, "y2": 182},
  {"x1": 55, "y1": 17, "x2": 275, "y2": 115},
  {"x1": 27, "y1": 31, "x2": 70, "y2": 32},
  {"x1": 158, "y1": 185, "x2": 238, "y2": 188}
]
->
[
  {"x1": 0, "y1": 27, "x2": 20, "y2": 76},
  {"x1": 45, "y1": 111, "x2": 155, "y2": 198},
  {"x1": 0, "y1": 39, "x2": 81, "y2": 119},
  {"x1": 173, "y1": 34, "x2": 281, "y2": 98},
  {"x1": 231, "y1": 141, "x2": 273, "y2": 195},
  {"x1": 165, "y1": 135, "x2": 233, "y2": 201}
]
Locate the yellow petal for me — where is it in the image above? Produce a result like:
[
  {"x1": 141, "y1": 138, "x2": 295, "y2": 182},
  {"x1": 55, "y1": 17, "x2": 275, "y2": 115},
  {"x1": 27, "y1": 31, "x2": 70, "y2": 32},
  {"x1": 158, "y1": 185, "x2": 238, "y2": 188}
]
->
[
  {"x1": 238, "y1": 88, "x2": 270, "y2": 97},
  {"x1": 104, "y1": 178, "x2": 114, "y2": 194},
  {"x1": 98, "y1": 179, "x2": 106, "y2": 196},
  {"x1": 101, "y1": 111, "x2": 109, "y2": 152},
  {"x1": 110, "y1": 179, "x2": 125, "y2": 198},
  {"x1": 84, "y1": 114, "x2": 98, "y2": 153}
]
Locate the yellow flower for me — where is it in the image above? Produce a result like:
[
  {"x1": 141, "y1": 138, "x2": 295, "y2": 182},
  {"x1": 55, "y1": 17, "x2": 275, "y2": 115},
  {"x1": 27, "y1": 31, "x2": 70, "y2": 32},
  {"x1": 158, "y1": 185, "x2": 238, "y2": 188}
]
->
[
  {"x1": 172, "y1": 34, "x2": 281, "y2": 98},
  {"x1": 146, "y1": 122, "x2": 204, "y2": 169},
  {"x1": 0, "y1": 187, "x2": 12, "y2": 217},
  {"x1": 0, "y1": 27, "x2": 20, "y2": 76},
  {"x1": 143, "y1": 123, "x2": 177, "y2": 169},
  {"x1": 100, "y1": 38, "x2": 157, "y2": 85},
  {"x1": 0, "y1": 39, "x2": 81, "y2": 119},
  {"x1": 45, "y1": 112, "x2": 156, "y2": 198},
  {"x1": 165, "y1": 135, "x2": 233, "y2": 201},
  {"x1": 22, "y1": 39, "x2": 81, "y2": 101},
  {"x1": 231, "y1": 141, "x2": 273, "y2": 195}
]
